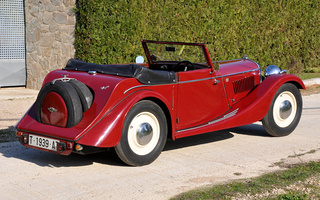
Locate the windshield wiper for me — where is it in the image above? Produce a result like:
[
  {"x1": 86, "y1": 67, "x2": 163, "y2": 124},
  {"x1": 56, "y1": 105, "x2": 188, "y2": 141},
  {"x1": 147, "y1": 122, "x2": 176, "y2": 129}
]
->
[
  {"x1": 174, "y1": 55, "x2": 187, "y2": 61},
  {"x1": 151, "y1": 54, "x2": 167, "y2": 61}
]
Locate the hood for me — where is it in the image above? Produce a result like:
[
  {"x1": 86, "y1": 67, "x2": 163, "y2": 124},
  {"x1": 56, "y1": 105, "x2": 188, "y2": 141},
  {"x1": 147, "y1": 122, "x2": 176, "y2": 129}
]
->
[{"x1": 218, "y1": 59, "x2": 261, "y2": 77}]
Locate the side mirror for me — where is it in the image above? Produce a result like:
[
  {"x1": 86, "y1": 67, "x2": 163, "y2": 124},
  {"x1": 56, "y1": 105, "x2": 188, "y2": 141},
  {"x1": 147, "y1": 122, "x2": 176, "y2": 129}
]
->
[{"x1": 135, "y1": 56, "x2": 144, "y2": 64}]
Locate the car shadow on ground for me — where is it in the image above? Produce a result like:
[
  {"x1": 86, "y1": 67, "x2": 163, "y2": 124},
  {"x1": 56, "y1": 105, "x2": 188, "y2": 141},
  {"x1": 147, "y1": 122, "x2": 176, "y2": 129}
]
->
[
  {"x1": 164, "y1": 129, "x2": 234, "y2": 151},
  {"x1": 164, "y1": 123, "x2": 270, "y2": 151},
  {"x1": 0, "y1": 124, "x2": 269, "y2": 168},
  {"x1": 228, "y1": 123, "x2": 270, "y2": 137},
  {"x1": 0, "y1": 142, "x2": 125, "y2": 167}
]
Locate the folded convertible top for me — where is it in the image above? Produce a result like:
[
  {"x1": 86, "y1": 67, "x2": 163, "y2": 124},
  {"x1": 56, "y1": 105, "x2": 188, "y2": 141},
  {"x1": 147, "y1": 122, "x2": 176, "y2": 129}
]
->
[{"x1": 64, "y1": 59, "x2": 177, "y2": 85}]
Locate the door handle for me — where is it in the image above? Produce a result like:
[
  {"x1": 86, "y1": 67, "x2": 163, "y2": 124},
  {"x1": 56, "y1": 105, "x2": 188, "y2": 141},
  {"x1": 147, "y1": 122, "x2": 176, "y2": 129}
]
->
[{"x1": 213, "y1": 78, "x2": 220, "y2": 85}]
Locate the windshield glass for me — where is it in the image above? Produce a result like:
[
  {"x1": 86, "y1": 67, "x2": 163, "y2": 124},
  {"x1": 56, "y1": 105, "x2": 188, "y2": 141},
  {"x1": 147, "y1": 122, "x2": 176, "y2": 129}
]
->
[{"x1": 146, "y1": 42, "x2": 208, "y2": 66}]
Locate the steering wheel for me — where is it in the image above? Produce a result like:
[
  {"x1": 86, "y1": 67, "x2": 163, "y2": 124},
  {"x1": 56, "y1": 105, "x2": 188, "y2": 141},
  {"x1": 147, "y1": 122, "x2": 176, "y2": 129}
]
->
[{"x1": 174, "y1": 60, "x2": 195, "y2": 72}]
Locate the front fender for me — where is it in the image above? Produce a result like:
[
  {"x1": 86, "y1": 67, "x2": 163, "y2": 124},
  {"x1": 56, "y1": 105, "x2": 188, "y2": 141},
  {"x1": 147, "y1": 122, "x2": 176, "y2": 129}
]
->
[
  {"x1": 75, "y1": 89, "x2": 173, "y2": 148},
  {"x1": 230, "y1": 73, "x2": 305, "y2": 126},
  {"x1": 245, "y1": 74, "x2": 304, "y2": 120},
  {"x1": 262, "y1": 74, "x2": 305, "y2": 90}
]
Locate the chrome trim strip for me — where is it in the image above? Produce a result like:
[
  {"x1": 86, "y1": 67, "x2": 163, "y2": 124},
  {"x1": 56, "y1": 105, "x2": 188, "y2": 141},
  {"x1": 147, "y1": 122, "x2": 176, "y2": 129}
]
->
[
  {"x1": 178, "y1": 77, "x2": 216, "y2": 84},
  {"x1": 124, "y1": 85, "x2": 148, "y2": 94},
  {"x1": 177, "y1": 108, "x2": 239, "y2": 133},
  {"x1": 222, "y1": 68, "x2": 260, "y2": 77},
  {"x1": 124, "y1": 68, "x2": 260, "y2": 94},
  {"x1": 208, "y1": 108, "x2": 239, "y2": 125},
  {"x1": 124, "y1": 76, "x2": 219, "y2": 94},
  {"x1": 124, "y1": 83, "x2": 176, "y2": 94},
  {"x1": 212, "y1": 58, "x2": 243, "y2": 63}
]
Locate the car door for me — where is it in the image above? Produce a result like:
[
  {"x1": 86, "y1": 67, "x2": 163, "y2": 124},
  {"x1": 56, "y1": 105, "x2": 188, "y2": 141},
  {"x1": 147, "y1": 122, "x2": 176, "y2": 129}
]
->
[{"x1": 176, "y1": 68, "x2": 229, "y2": 130}]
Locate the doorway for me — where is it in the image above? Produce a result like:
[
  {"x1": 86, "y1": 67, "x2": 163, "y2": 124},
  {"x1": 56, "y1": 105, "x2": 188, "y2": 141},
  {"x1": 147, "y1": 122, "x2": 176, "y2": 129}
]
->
[{"x1": 0, "y1": 0, "x2": 26, "y2": 87}]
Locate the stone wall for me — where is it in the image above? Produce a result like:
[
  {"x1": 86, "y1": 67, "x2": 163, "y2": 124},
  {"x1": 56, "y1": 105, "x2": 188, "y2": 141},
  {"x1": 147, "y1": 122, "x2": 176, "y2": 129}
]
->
[{"x1": 25, "y1": 0, "x2": 76, "y2": 89}]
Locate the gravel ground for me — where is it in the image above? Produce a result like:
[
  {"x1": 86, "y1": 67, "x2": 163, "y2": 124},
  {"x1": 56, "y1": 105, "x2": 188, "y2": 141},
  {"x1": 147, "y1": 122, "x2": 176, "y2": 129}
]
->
[
  {"x1": 0, "y1": 87, "x2": 38, "y2": 142},
  {"x1": 300, "y1": 84, "x2": 320, "y2": 96},
  {"x1": 0, "y1": 98, "x2": 35, "y2": 129},
  {"x1": 0, "y1": 84, "x2": 319, "y2": 200}
]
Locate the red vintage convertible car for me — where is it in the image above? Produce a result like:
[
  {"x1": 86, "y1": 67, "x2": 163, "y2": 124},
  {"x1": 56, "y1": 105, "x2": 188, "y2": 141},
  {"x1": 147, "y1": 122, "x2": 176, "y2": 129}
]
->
[{"x1": 16, "y1": 40, "x2": 305, "y2": 166}]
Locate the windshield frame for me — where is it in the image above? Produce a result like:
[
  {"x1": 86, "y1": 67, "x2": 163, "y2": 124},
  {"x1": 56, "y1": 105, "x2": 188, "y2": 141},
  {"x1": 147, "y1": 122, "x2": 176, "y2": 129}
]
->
[{"x1": 142, "y1": 40, "x2": 213, "y2": 70}]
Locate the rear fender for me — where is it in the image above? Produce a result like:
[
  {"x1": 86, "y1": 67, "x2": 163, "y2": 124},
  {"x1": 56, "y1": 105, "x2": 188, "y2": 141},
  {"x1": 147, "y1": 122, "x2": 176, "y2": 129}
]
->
[{"x1": 76, "y1": 89, "x2": 173, "y2": 147}]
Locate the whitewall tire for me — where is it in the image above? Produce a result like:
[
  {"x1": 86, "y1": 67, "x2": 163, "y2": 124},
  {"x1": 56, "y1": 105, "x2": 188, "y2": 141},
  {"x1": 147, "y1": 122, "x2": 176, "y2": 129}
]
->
[
  {"x1": 262, "y1": 83, "x2": 302, "y2": 137},
  {"x1": 115, "y1": 100, "x2": 167, "y2": 166}
]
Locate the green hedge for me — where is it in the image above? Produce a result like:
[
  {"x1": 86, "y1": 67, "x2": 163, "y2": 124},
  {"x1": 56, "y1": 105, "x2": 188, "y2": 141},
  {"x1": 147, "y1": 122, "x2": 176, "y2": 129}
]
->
[{"x1": 74, "y1": 0, "x2": 320, "y2": 73}]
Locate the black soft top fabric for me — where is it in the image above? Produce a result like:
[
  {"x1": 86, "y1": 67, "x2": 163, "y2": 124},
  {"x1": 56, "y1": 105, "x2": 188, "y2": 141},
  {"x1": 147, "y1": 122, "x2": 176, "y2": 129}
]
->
[{"x1": 64, "y1": 59, "x2": 177, "y2": 85}]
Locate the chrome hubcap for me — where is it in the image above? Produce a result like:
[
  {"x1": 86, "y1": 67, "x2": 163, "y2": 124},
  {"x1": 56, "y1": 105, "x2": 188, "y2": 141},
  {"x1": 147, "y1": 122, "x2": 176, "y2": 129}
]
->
[
  {"x1": 127, "y1": 112, "x2": 160, "y2": 156},
  {"x1": 136, "y1": 123, "x2": 153, "y2": 146},
  {"x1": 279, "y1": 100, "x2": 292, "y2": 119},
  {"x1": 273, "y1": 91, "x2": 297, "y2": 128}
]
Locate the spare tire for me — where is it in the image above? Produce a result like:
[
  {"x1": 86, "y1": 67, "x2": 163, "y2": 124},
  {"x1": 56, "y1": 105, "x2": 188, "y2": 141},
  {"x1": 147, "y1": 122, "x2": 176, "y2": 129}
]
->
[
  {"x1": 67, "y1": 79, "x2": 93, "y2": 112},
  {"x1": 35, "y1": 81, "x2": 83, "y2": 128}
]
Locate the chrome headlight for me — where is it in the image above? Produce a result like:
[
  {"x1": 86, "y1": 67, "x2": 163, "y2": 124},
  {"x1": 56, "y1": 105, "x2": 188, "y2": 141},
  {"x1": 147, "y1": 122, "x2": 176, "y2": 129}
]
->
[{"x1": 264, "y1": 65, "x2": 287, "y2": 77}]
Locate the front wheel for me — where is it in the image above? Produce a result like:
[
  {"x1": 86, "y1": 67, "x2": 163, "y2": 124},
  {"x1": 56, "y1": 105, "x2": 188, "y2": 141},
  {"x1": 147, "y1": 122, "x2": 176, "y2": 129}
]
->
[
  {"x1": 115, "y1": 100, "x2": 167, "y2": 166},
  {"x1": 262, "y1": 83, "x2": 302, "y2": 137}
]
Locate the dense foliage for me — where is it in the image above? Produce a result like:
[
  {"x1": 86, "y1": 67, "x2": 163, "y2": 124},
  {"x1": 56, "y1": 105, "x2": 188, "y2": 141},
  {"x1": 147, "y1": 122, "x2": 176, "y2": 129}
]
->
[{"x1": 74, "y1": 0, "x2": 320, "y2": 72}]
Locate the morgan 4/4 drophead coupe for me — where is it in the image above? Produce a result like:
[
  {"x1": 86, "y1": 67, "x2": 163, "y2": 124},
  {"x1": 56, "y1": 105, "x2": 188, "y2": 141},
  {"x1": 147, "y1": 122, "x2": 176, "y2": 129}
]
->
[{"x1": 16, "y1": 40, "x2": 305, "y2": 166}]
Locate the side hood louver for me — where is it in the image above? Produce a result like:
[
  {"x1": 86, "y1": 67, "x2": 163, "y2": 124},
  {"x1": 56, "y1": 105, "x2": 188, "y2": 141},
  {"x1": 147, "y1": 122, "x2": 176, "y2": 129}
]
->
[{"x1": 233, "y1": 76, "x2": 255, "y2": 94}]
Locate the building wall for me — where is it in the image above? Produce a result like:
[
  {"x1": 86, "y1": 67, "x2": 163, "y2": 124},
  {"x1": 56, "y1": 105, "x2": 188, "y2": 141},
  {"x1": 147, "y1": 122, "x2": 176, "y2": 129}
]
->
[{"x1": 25, "y1": 0, "x2": 76, "y2": 89}]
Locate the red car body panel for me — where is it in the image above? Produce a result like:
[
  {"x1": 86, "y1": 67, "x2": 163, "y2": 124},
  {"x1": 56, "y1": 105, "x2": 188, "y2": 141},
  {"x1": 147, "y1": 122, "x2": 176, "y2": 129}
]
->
[
  {"x1": 16, "y1": 70, "x2": 176, "y2": 148},
  {"x1": 175, "y1": 73, "x2": 304, "y2": 139},
  {"x1": 15, "y1": 40, "x2": 305, "y2": 156}
]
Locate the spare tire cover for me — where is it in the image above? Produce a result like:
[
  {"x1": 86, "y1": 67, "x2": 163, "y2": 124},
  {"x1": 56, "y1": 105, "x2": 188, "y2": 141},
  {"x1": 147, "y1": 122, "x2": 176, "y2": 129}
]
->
[{"x1": 35, "y1": 81, "x2": 83, "y2": 128}]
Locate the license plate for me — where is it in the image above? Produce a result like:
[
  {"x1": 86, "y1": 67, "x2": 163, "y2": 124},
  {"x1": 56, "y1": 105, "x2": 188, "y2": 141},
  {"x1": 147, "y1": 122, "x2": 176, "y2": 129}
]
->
[{"x1": 28, "y1": 134, "x2": 60, "y2": 151}]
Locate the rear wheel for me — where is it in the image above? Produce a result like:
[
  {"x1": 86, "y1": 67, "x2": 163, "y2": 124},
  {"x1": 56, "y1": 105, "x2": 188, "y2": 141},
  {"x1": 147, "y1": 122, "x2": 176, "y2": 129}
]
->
[
  {"x1": 115, "y1": 100, "x2": 167, "y2": 166},
  {"x1": 262, "y1": 83, "x2": 302, "y2": 137}
]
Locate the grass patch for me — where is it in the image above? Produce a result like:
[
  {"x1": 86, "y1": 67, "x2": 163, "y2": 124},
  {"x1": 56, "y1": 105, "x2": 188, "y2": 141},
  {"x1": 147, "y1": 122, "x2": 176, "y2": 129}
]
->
[
  {"x1": 0, "y1": 127, "x2": 17, "y2": 143},
  {"x1": 296, "y1": 73, "x2": 320, "y2": 80},
  {"x1": 171, "y1": 162, "x2": 320, "y2": 200}
]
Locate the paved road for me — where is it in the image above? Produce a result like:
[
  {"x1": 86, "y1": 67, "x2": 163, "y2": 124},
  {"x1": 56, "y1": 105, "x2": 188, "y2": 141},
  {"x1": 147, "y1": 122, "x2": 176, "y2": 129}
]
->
[{"x1": 0, "y1": 93, "x2": 319, "y2": 200}]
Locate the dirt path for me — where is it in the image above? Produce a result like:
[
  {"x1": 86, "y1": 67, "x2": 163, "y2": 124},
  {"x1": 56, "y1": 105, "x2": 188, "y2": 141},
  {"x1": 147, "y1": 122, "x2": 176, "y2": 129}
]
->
[
  {"x1": 0, "y1": 98, "x2": 35, "y2": 130},
  {"x1": 0, "y1": 89, "x2": 319, "y2": 199},
  {"x1": 0, "y1": 88, "x2": 38, "y2": 130}
]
